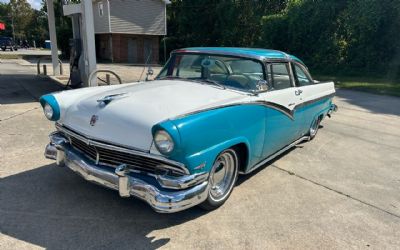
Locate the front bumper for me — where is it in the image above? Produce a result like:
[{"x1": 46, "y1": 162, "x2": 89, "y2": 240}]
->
[{"x1": 45, "y1": 133, "x2": 210, "y2": 213}]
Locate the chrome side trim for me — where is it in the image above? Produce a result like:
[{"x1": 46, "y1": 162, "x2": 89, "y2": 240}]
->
[
  {"x1": 295, "y1": 93, "x2": 335, "y2": 109},
  {"x1": 55, "y1": 123, "x2": 190, "y2": 175},
  {"x1": 172, "y1": 101, "x2": 294, "y2": 120},
  {"x1": 240, "y1": 136, "x2": 310, "y2": 175},
  {"x1": 173, "y1": 93, "x2": 335, "y2": 121}
]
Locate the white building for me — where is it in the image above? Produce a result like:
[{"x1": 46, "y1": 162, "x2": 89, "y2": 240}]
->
[{"x1": 93, "y1": 0, "x2": 169, "y2": 63}]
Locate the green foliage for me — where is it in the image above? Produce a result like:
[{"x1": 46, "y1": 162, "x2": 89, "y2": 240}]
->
[
  {"x1": 41, "y1": 0, "x2": 73, "y2": 58},
  {"x1": 167, "y1": 0, "x2": 400, "y2": 79},
  {"x1": 0, "y1": 0, "x2": 48, "y2": 47},
  {"x1": 9, "y1": 0, "x2": 34, "y2": 39}
]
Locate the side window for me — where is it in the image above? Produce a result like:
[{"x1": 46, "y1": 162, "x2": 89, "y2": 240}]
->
[
  {"x1": 293, "y1": 64, "x2": 313, "y2": 86},
  {"x1": 173, "y1": 54, "x2": 202, "y2": 78},
  {"x1": 267, "y1": 63, "x2": 292, "y2": 90},
  {"x1": 98, "y1": 2, "x2": 104, "y2": 17}
]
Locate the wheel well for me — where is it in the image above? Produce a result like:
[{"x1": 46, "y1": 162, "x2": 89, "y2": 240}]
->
[
  {"x1": 318, "y1": 113, "x2": 324, "y2": 122},
  {"x1": 232, "y1": 143, "x2": 248, "y2": 173}
]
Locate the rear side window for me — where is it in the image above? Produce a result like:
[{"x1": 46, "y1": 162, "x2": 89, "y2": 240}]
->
[
  {"x1": 267, "y1": 63, "x2": 292, "y2": 90},
  {"x1": 293, "y1": 64, "x2": 313, "y2": 86}
]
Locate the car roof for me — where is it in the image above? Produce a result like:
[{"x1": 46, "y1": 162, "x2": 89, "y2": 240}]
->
[{"x1": 173, "y1": 47, "x2": 304, "y2": 64}]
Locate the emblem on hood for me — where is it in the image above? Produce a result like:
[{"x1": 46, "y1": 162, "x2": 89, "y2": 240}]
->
[{"x1": 90, "y1": 115, "x2": 98, "y2": 126}]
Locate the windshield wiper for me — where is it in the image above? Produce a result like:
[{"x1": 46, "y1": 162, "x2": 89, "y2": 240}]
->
[
  {"x1": 156, "y1": 77, "x2": 226, "y2": 89},
  {"x1": 156, "y1": 76, "x2": 182, "y2": 80},
  {"x1": 197, "y1": 79, "x2": 226, "y2": 89}
]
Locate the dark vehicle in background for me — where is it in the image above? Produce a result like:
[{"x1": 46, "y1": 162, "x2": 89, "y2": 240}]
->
[{"x1": 0, "y1": 37, "x2": 18, "y2": 51}]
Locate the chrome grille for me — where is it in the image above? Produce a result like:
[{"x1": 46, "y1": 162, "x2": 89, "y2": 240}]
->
[
  {"x1": 70, "y1": 137, "x2": 97, "y2": 161},
  {"x1": 65, "y1": 132, "x2": 187, "y2": 176}
]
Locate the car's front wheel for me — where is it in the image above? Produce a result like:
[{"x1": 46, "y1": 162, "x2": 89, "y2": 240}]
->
[{"x1": 200, "y1": 148, "x2": 239, "y2": 210}]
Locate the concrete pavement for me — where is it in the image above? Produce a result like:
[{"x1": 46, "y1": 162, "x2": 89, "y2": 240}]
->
[{"x1": 0, "y1": 60, "x2": 399, "y2": 249}]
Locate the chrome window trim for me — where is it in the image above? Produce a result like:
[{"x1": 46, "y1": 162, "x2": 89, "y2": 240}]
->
[
  {"x1": 291, "y1": 61, "x2": 314, "y2": 86},
  {"x1": 55, "y1": 123, "x2": 189, "y2": 175},
  {"x1": 264, "y1": 61, "x2": 296, "y2": 90}
]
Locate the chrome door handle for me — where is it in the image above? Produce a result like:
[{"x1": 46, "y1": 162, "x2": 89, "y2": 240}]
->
[{"x1": 295, "y1": 89, "x2": 303, "y2": 96}]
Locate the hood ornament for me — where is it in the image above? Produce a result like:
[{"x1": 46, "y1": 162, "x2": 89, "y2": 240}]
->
[
  {"x1": 90, "y1": 115, "x2": 98, "y2": 126},
  {"x1": 97, "y1": 93, "x2": 127, "y2": 106}
]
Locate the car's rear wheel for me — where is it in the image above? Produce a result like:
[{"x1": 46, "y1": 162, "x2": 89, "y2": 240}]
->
[
  {"x1": 309, "y1": 116, "x2": 321, "y2": 140},
  {"x1": 200, "y1": 148, "x2": 239, "y2": 210}
]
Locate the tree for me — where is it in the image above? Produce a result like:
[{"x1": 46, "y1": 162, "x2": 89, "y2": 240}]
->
[
  {"x1": 9, "y1": 0, "x2": 34, "y2": 40},
  {"x1": 0, "y1": 3, "x2": 14, "y2": 38}
]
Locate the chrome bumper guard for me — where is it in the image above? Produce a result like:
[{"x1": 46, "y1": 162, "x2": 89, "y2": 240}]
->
[
  {"x1": 327, "y1": 103, "x2": 338, "y2": 118},
  {"x1": 45, "y1": 132, "x2": 210, "y2": 213}
]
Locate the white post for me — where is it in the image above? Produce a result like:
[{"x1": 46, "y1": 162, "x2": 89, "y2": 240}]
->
[
  {"x1": 81, "y1": 0, "x2": 97, "y2": 86},
  {"x1": 46, "y1": 0, "x2": 60, "y2": 76}
]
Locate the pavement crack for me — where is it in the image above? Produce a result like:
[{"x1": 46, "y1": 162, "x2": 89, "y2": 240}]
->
[
  {"x1": 271, "y1": 164, "x2": 400, "y2": 220},
  {"x1": 0, "y1": 107, "x2": 40, "y2": 122}
]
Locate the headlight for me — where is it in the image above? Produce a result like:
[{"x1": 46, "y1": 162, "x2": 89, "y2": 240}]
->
[
  {"x1": 154, "y1": 130, "x2": 174, "y2": 154},
  {"x1": 43, "y1": 103, "x2": 54, "y2": 120}
]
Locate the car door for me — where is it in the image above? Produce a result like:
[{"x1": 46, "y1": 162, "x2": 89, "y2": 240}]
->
[
  {"x1": 259, "y1": 62, "x2": 304, "y2": 159},
  {"x1": 291, "y1": 62, "x2": 320, "y2": 136}
]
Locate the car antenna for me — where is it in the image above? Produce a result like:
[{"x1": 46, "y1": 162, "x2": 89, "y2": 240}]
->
[{"x1": 138, "y1": 48, "x2": 153, "y2": 82}]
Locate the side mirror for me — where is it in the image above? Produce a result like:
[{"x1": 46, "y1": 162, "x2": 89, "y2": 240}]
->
[
  {"x1": 147, "y1": 67, "x2": 154, "y2": 76},
  {"x1": 256, "y1": 80, "x2": 269, "y2": 91},
  {"x1": 145, "y1": 67, "x2": 154, "y2": 81}
]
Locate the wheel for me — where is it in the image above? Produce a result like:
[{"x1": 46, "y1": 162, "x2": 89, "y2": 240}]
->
[
  {"x1": 309, "y1": 116, "x2": 321, "y2": 140},
  {"x1": 200, "y1": 148, "x2": 239, "y2": 210}
]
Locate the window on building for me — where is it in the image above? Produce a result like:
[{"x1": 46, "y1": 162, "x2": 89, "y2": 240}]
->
[{"x1": 98, "y1": 2, "x2": 104, "y2": 17}]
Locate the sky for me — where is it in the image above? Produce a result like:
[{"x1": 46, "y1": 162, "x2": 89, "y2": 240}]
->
[{"x1": 0, "y1": 0, "x2": 42, "y2": 10}]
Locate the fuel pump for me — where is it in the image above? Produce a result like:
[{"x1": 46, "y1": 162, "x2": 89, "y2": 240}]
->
[
  {"x1": 68, "y1": 38, "x2": 82, "y2": 88},
  {"x1": 62, "y1": 0, "x2": 97, "y2": 87}
]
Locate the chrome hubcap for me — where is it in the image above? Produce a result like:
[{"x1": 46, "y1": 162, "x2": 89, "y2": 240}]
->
[
  {"x1": 210, "y1": 150, "x2": 236, "y2": 201},
  {"x1": 310, "y1": 118, "x2": 319, "y2": 136}
]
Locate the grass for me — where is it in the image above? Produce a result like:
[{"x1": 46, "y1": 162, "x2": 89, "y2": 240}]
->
[
  {"x1": 0, "y1": 54, "x2": 22, "y2": 59},
  {"x1": 315, "y1": 75, "x2": 400, "y2": 97}
]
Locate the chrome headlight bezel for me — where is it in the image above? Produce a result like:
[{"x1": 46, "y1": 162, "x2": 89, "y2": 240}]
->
[{"x1": 154, "y1": 130, "x2": 175, "y2": 154}]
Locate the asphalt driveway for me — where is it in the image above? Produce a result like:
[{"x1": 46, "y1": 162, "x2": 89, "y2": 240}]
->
[{"x1": 1, "y1": 61, "x2": 399, "y2": 249}]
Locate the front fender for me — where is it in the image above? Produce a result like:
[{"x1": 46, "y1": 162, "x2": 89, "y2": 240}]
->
[{"x1": 159, "y1": 105, "x2": 267, "y2": 174}]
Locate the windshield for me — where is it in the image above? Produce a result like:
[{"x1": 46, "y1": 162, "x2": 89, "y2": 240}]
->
[{"x1": 157, "y1": 53, "x2": 267, "y2": 92}]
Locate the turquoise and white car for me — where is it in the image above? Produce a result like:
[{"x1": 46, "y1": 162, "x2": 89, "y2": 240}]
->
[{"x1": 41, "y1": 47, "x2": 337, "y2": 213}]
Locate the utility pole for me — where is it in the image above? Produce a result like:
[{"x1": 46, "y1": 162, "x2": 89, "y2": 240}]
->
[
  {"x1": 46, "y1": 0, "x2": 60, "y2": 76},
  {"x1": 9, "y1": 4, "x2": 15, "y2": 41}
]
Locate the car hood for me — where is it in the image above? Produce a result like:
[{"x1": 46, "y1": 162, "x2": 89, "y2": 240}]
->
[{"x1": 60, "y1": 80, "x2": 247, "y2": 151}]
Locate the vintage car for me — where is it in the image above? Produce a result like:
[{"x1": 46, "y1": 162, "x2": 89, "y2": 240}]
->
[{"x1": 41, "y1": 47, "x2": 337, "y2": 213}]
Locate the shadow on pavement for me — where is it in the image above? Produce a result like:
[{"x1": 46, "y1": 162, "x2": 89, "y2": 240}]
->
[
  {"x1": 0, "y1": 164, "x2": 207, "y2": 249},
  {"x1": 335, "y1": 89, "x2": 400, "y2": 116},
  {"x1": 0, "y1": 74, "x2": 65, "y2": 105},
  {"x1": 236, "y1": 147, "x2": 296, "y2": 186}
]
